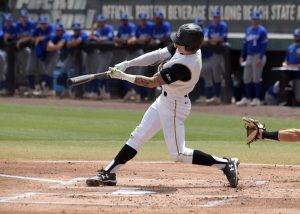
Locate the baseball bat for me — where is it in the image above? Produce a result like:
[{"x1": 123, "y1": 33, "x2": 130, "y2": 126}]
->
[{"x1": 68, "y1": 71, "x2": 109, "y2": 86}]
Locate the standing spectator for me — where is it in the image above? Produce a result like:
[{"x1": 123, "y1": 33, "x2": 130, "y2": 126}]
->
[
  {"x1": 205, "y1": 8, "x2": 228, "y2": 104},
  {"x1": 150, "y1": 11, "x2": 171, "y2": 47},
  {"x1": 15, "y1": 9, "x2": 36, "y2": 96},
  {"x1": 45, "y1": 23, "x2": 70, "y2": 96},
  {"x1": 63, "y1": 22, "x2": 88, "y2": 97},
  {"x1": 87, "y1": 14, "x2": 114, "y2": 99},
  {"x1": 0, "y1": 29, "x2": 7, "y2": 96},
  {"x1": 3, "y1": 14, "x2": 18, "y2": 43},
  {"x1": 124, "y1": 12, "x2": 154, "y2": 101},
  {"x1": 237, "y1": 10, "x2": 268, "y2": 106},
  {"x1": 30, "y1": 16, "x2": 54, "y2": 96},
  {"x1": 113, "y1": 13, "x2": 141, "y2": 101},
  {"x1": 1, "y1": 14, "x2": 17, "y2": 95},
  {"x1": 193, "y1": 17, "x2": 215, "y2": 104},
  {"x1": 281, "y1": 28, "x2": 300, "y2": 105}
]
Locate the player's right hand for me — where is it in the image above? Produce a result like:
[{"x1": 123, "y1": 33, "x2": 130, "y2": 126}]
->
[
  {"x1": 115, "y1": 61, "x2": 129, "y2": 72},
  {"x1": 108, "y1": 67, "x2": 126, "y2": 80}
]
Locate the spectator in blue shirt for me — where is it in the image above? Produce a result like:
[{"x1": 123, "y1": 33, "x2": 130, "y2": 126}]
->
[
  {"x1": 0, "y1": 29, "x2": 7, "y2": 96},
  {"x1": 16, "y1": 9, "x2": 36, "y2": 48},
  {"x1": 2, "y1": 14, "x2": 17, "y2": 43},
  {"x1": 132, "y1": 12, "x2": 154, "y2": 45},
  {"x1": 237, "y1": 10, "x2": 268, "y2": 106},
  {"x1": 114, "y1": 13, "x2": 136, "y2": 45},
  {"x1": 150, "y1": 11, "x2": 171, "y2": 46},
  {"x1": 85, "y1": 14, "x2": 115, "y2": 99},
  {"x1": 193, "y1": 17, "x2": 214, "y2": 104},
  {"x1": 205, "y1": 8, "x2": 228, "y2": 105},
  {"x1": 15, "y1": 9, "x2": 36, "y2": 95},
  {"x1": 62, "y1": 22, "x2": 88, "y2": 96},
  {"x1": 282, "y1": 28, "x2": 300, "y2": 104}
]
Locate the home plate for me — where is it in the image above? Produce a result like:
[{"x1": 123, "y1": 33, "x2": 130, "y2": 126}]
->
[{"x1": 112, "y1": 189, "x2": 156, "y2": 195}]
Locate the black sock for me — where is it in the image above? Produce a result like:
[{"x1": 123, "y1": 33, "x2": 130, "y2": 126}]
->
[
  {"x1": 192, "y1": 150, "x2": 227, "y2": 166},
  {"x1": 106, "y1": 144, "x2": 137, "y2": 173},
  {"x1": 262, "y1": 131, "x2": 279, "y2": 141}
]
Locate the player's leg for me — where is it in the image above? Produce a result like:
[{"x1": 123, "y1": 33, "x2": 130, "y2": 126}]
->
[
  {"x1": 236, "y1": 55, "x2": 252, "y2": 106},
  {"x1": 159, "y1": 97, "x2": 239, "y2": 187},
  {"x1": 251, "y1": 54, "x2": 266, "y2": 106},
  {"x1": 86, "y1": 98, "x2": 163, "y2": 186}
]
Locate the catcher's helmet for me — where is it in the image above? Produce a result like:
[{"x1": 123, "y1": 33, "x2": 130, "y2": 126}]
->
[{"x1": 171, "y1": 23, "x2": 204, "y2": 52}]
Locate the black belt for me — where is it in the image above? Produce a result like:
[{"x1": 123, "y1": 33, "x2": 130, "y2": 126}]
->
[{"x1": 163, "y1": 91, "x2": 188, "y2": 98}]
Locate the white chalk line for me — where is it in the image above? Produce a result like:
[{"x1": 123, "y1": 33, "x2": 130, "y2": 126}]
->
[
  {"x1": 0, "y1": 192, "x2": 37, "y2": 203},
  {"x1": 0, "y1": 173, "x2": 63, "y2": 183},
  {"x1": 49, "y1": 177, "x2": 85, "y2": 188}
]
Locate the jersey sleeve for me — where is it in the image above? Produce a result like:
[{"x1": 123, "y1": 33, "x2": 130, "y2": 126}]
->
[
  {"x1": 167, "y1": 43, "x2": 176, "y2": 56},
  {"x1": 160, "y1": 63, "x2": 191, "y2": 84}
]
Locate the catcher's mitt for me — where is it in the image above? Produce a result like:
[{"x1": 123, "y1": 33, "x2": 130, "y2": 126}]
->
[{"x1": 242, "y1": 117, "x2": 266, "y2": 146}]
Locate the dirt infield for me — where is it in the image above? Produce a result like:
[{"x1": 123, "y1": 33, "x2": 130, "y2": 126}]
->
[{"x1": 0, "y1": 161, "x2": 299, "y2": 213}]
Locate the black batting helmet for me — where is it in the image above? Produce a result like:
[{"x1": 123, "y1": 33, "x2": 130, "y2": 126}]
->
[{"x1": 171, "y1": 23, "x2": 204, "y2": 52}]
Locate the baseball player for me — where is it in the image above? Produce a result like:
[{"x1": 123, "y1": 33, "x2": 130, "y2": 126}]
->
[
  {"x1": 86, "y1": 23, "x2": 240, "y2": 188},
  {"x1": 237, "y1": 10, "x2": 268, "y2": 106},
  {"x1": 2, "y1": 14, "x2": 18, "y2": 43},
  {"x1": 63, "y1": 22, "x2": 89, "y2": 85},
  {"x1": 125, "y1": 12, "x2": 155, "y2": 101},
  {"x1": 193, "y1": 17, "x2": 215, "y2": 104},
  {"x1": 30, "y1": 16, "x2": 54, "y2": 95},
  {"x1": 281, "y1": 28, "x2": 300, "y2": 105},
  {"x1": 15, "y1": 10, "x2": 36, "y2": 81},
  {"x1": 205, "y1": 8, "x2": 228, "y2": 105},
  {"x1": 86, "y1": 14, "x2": 114, "y2": 99},
  {"x1": 113, "y1": 13, "x2": 142, "y2": 101},
  {"x1": 0, "y1": 29, "x2": 7, "y2": 96},
  {"x1": 15, "y1": 9, "x2": 36, "y2": 95},
  {"x1": 150, "y1": 11, "x2": 171, "y2": 46}
]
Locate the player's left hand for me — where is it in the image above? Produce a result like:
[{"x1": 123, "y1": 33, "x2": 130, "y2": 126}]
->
[{"x1": 108, "y1": 67, "x2": 126, "y2": 80}]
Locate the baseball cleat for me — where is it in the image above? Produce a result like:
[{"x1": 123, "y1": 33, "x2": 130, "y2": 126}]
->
[
  {"x1": 223, "y1": 157, "x2": 240, "y2": 188},
  {"x1": 86, "y1": 169, "x2": 117, "y2": 187}
]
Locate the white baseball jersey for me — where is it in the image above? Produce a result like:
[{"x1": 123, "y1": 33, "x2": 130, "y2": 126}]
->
[{"x1": 162, "y1": 49, "x2": 202, "y2": 97}]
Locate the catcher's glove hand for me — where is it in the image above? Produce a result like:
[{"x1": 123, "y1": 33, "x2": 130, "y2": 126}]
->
[{"x1": 242, "y1": 117, "x2": 266, "y2": 146}]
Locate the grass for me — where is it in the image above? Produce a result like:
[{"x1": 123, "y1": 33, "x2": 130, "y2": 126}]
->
[{"x1": 0, "y1": 103, "x2": 299, "y2": 164}]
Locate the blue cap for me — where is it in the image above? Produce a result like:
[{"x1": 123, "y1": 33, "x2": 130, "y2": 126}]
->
[
  {"x1": 138, "y1": 12, "x2": 147, "y2": 20},
  {"x1": 251, "y1": 10, "x2": 261, "y2": 20},
  {"x1": 194, "y1": 17, "x2": 203, "y2": 26},
  {"x1": 97, "y1": 14, "x2": 106, "y2": 22},
  {"x1": 20, "y1": 9, "x2": 28, "y2": 17},
  {"x1": 121, "y1": 13, "x2": 128, "y2": 20},
  {"x1": 294, "y1": 28, "x2": 300, "y2": 37},
  {"x1": 5, "y1": 14, "x2": 13, "y2": 22},
  {"x1": 72, "y1": 22, "x2": 81, "y2": 30},
  {"x1": 38, "y1": 16, "x2": 48, "y2": 24},
  {"x1": 55, "y1": 23, "x2": 64, "y2": 30},
  {"x1": 154, "y1": 11, "x2": 164, "y2": 19},
  {"x1": 212, "y1": 9, "x2": 221, "y2": 17}
]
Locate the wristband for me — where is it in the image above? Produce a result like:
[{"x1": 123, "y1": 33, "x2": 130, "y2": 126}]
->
[{"x1": 123, "y1": 73, "x2": 136, "y2": 83}]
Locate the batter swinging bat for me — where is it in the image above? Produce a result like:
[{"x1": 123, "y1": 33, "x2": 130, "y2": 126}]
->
[{"x1": 68, "y1": 71, "x2": 110, "y2": 86}]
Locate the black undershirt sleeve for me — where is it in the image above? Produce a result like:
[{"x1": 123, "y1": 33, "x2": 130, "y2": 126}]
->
[
  {"x1": 160, "y1": 64, "x2": 191, "y2": 84},
  {"x1": 167, "y1": 43, "x2": 176, "y2": 56}
]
